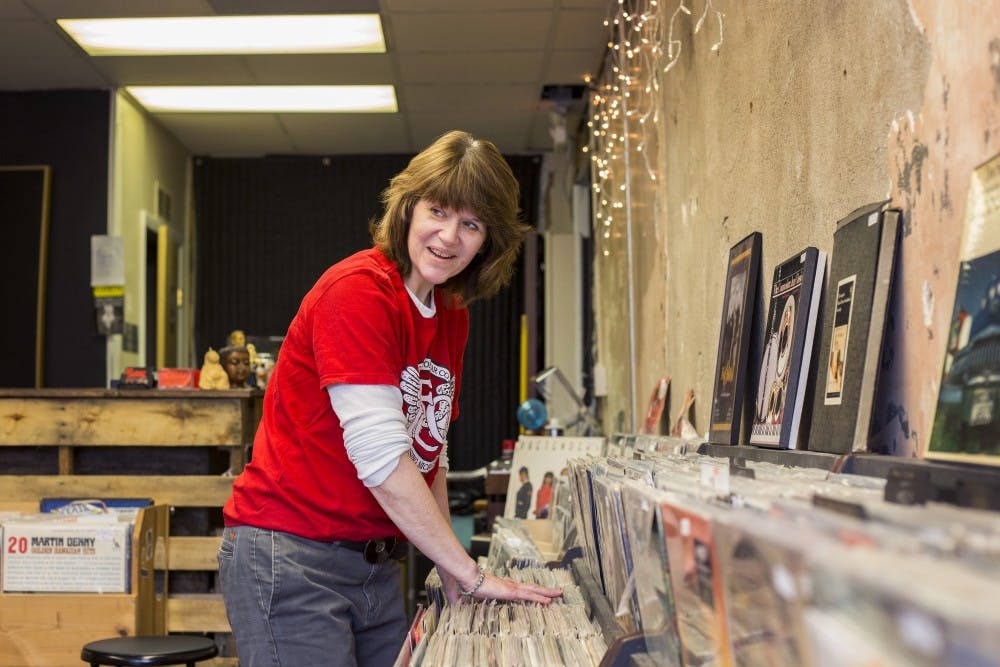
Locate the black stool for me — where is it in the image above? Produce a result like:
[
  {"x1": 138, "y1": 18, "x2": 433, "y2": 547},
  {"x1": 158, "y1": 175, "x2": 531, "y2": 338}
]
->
[{"x1": 81, "y1": 636, "x2": 217, "y2": 667}]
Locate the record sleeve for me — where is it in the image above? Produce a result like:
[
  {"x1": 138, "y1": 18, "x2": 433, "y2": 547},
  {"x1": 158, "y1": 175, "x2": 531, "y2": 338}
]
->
[
  {"x1": 750, "y1": 247, "x2": 827, "y2": 449},
  {"x1": 591, "y1": 473, "x2": 632, "y2": 623},
  {"x1": 503, "y1": 436, "x2": 604, "y2": 519},
  {"x1": 659, "y1": 497, "x2": 733, "y2": 666},
  {"x1": 713, "y1": 515, "x2": 813, "y2": 667},
  {"x1": 928, "y1": 152, "x2": 1000, "y2": 464},
  {"x1": 621, "y1": 482, "x2": 684, "y2": 666},
  {"x1": 709, "y1": 232, "x2": 763, "y2": 446},
  {"x1": 808, "y1": 202, "x2": 899, "y2": 454}
]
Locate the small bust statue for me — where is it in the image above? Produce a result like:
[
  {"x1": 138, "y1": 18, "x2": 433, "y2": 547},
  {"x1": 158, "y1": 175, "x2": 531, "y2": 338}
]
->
[
  {"x1": 219, "y1": 345, "x2": 251, "y2": 389},
  {"x1": 198, "y1": 348, "x2": 230, "y2": 390},
  {"x1": 228, "y1": 329, "x2": 247, "y2": 347},
  {"x1": 246, "y1": 342, "x2": 260, "y2": 368}
]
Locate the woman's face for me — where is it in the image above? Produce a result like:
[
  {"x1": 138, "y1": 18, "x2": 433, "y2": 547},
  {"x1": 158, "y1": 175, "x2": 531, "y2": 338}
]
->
[{"x1": 405, "y1": 198, "x2": 486, "y2": 303}]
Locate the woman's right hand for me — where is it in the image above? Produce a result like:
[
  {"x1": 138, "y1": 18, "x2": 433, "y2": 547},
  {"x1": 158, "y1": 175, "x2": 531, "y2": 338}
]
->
[{"x1": 456, "y1": 568, "x2": 562, "y2": 605}]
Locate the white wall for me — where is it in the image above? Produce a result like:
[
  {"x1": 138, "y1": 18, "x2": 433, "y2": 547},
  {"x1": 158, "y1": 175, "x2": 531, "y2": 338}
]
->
[{"x1": 107, "y1": 92, "x2": 191, "y2": 381}]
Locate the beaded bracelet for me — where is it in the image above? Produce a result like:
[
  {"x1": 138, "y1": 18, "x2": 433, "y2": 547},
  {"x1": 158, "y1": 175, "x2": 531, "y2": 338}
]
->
[{"x1": 459, "y1": 565, "x2": 486, "y2": 597}]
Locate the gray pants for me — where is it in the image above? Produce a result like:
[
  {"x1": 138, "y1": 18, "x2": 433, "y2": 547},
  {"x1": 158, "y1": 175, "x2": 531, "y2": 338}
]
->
[{"x1": 219, "y1": 526, "x2": 407, "y2": 667}]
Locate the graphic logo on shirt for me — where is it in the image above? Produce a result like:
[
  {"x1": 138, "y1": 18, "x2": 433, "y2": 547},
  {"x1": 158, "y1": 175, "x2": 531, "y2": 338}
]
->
[{"x1": 400, "y1": 358, "x2": 454, "y2": 473}]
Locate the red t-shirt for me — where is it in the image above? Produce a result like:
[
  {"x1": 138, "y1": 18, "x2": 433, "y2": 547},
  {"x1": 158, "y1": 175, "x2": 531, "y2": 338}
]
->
[{"x1": 223, "y1": 248, "x2": 469, "y2": 541}]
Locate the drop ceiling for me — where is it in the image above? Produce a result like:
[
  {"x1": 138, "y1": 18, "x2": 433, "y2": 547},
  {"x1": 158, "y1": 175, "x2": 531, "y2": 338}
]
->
[{"x1": 0, "y1": 0, "x2": 608, "y2": 155}]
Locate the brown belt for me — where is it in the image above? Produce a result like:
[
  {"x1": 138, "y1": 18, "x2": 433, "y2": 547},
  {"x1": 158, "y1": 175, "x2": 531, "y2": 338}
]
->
[{"x1": 338, "y1": 537, "x2": 407, "y2": 564}]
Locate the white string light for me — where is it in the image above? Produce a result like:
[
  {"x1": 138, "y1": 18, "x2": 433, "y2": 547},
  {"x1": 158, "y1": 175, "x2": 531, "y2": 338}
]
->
[{"x1": 584, "y1": 0, "x2": 725, "y2": 263}]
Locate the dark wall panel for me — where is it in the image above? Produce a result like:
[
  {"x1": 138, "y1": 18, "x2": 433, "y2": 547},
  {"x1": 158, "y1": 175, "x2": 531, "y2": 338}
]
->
[
  {"x1": 0, "y1": 90, "x2": 111, "y2": 388},
  {"x1": 194, "y1": 153, "x2": 540, "y2": 470}
]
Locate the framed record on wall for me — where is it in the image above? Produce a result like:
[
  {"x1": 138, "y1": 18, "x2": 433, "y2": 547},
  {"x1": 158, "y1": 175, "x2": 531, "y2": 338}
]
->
[
  {"x1": 750, "y1": 247, "x2": 826, "y2": 449},
  {"x1": 807, "y1": 201, "x2": 899, "y2": 454},
  {"x1": 709, "y1": 232, "x2": 762, "y2": 446}
]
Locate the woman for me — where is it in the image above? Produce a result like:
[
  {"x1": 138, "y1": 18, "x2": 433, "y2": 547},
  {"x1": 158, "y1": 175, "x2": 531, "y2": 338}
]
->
[{"x1": 219, "y1": 131, "x2": 561, "y2": 667}]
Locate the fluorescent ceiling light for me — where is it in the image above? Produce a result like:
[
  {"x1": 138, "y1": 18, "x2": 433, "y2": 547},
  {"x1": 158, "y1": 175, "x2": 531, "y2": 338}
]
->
[
  {"x1": 58, "y1": 15, "x2": 385, "y2": 55},
  {"x1": 126, "y1": 85, "x2": 398, "y2": 113}
]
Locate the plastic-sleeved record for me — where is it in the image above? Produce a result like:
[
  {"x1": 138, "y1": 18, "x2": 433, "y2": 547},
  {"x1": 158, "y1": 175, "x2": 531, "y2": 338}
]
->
[
  {"x1": 713, "y1": 515, "x2": 813, "y2": 667},
  {"x1": 621, "y1": 481, "x2": 684, "y2": 666},
  {"x1": 659, "y1": 496, "x2": 734, "y2": 667}
]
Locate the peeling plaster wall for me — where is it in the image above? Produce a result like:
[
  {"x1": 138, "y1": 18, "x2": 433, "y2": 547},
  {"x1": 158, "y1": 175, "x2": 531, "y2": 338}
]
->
[{"x1": 593, "y1": 0, "x2": 1000, "y2": 454}]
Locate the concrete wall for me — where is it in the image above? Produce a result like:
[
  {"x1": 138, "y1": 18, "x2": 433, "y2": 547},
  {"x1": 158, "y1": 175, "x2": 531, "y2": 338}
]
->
[{"x1": 589, "y1": 0, "x2": 1000, "y2": 455}]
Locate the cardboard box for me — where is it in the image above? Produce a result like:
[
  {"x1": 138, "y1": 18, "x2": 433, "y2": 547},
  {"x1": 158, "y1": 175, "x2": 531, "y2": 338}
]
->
[
  {"x1": 1, "y1": 514, "x2": 132, "y2": 593},
  {"x1": 157, "y1": 367, "x2": 199, "y2": 389}
]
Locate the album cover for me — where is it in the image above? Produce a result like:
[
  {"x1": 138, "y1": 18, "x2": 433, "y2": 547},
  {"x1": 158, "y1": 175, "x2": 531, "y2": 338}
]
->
[
  {"x1": 808, "y1": 202, "x2": 900, "y2": 454},
  {"x1": 643, "y1": 377, "x2": 671, "y2": 435},
  {"x1": 709, "y1": 232, "x2": 763, "y2": 446},
  {"x1": 567, "y1": 459, "x2": 607, "y2": 595},
  {"x1": 591, "y1": 473, "x2": 631, "y2": 618},
  {"x1": 503, "y1": 436, "x2": 603, "y2": 520},
  {"x1": 928, "y1": 153, "x2": 1000, "y2": 465},
  {"x1": 621, "y1": 483, "x2": 684, "y2": 666},
  {"x1": 804, "y1": 544, "x2": 1000, "y2": 667},
  {"x1": 713, "y1": 517, "x2": 813, "y2": 667},
  {"x1": 658, "y1": 498, "x2": 733, "y2": 667},
  {"x1": 750, "y1": 247, "x2": 827, "y2": 449}
]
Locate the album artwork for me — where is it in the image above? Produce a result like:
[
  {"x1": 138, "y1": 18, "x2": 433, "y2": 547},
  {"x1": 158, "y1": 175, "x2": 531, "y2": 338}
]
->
[
  {"x1": 808, "y1": 202, "x2": 900, "y2": 454},
  {"x1": 659, "y1": 499, "x2": 732, "y2": 667},
  {"x1": 591, "y1": 474, "x2": 631, "y2": 619},
  {"x1": 750, "y1": 247, "x2": 826, "y2": 449},
  {"x1": 709, "y1": 232, "x2": 762, "y2": 446},
  {"x1": 503, "y1": 436, "x2": 603, "y2": 520},
  {"x1": 928, "y1": 153, "x2": 1000, "y2": 464},
  {"x1": 567, "y1": 459, "x2": 607, "y2": 594},
  {"x1": 713, "y1": 519, "x2": 812, "y2": 667},
  {"x1": 620, "y1": 483, "x2": 683, "y2": 665}
]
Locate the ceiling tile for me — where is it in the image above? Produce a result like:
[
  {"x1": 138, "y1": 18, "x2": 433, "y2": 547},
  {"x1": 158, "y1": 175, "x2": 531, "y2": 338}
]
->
[
  {"x1": 552, "y1": 8, "x2": 608, "y2": 50},
  {"x1": 0, "y1": 56, "x2": 108, "y2": 88},
  {"x1": 280, "y1": 114, "x2": 410, "y2": 153},
  {"x1": 0, "y1": 4, "x2": 37, "y2": 19},
  {"x1": 208, "y1": 0, "x2": 379, "y2": 13},
  {"x1": 544, "y1": 49, "x2": 603, "y2": 84},
  {"x1": 398, "y1": 51, "x2": 544, "y2": 84},
  {"x1": 244, "y1": 54, "x2": 394, "y2": 85},
  {"x1": 408, "y1": 111, "x2": 537, "y2": 155},
  {"x1": 0, "y1": 21, "x2": 83, "y2": 59},
  {"x1": 156, "y1": 112, "x2": 293, "y2": 156},
  {"x1": 30, "y1": 0, "x2": 212, "y2": 20},
  {"x1": 402, "y1": 84, "x2": 539, "y2": 114},
  {"x1": 560, "y1": 0, "x2": 610, "y2": 8},
  {"x1": 92, "y1": 55, "x2": 255, "y2": 86},
  {"x1": 385, "y1": 0, "x2": 555, "y2": 10},
  {"x1": 387, "y1": 11, "x2": 552, "y2": 52}
]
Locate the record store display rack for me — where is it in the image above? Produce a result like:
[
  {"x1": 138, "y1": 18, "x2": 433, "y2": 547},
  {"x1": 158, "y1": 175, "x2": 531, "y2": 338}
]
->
[{"x1": 398, "y1": 434, "x2": 1000, "y2": 667}]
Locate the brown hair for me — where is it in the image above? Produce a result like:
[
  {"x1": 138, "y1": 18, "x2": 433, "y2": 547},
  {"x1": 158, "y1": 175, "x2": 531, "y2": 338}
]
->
[{"x1": 372, "y1": 130, "x2": 530, "y2": 303}]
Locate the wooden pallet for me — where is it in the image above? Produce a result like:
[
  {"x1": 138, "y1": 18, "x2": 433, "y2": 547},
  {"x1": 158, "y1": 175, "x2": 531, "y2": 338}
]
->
[{"x1": 0, "y1": 388, "x2": 262, "y2": 665}]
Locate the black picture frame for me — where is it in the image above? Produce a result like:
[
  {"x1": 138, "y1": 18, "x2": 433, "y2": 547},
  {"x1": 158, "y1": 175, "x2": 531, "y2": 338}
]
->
[
  {"x1": 708, "y1": 232, "x2": 762, "y2": 446},
  {"x1": 807, "y1": 201, "x2": 899, "y2": 454}
]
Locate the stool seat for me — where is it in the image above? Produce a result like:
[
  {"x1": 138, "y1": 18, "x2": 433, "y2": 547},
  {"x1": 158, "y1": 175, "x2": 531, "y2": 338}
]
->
[{"x1": 81, "y1": 635, "x2": 217, "y2": 667}]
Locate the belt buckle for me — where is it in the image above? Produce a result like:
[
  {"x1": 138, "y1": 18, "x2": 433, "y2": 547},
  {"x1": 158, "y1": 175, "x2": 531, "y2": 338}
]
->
[{"x1": 363, "y1": 537, "x2": 396, "y2": 564}]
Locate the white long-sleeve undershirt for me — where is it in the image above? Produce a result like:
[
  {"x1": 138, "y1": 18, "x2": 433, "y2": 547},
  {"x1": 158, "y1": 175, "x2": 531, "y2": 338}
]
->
[
  {"x1": 329, "y1": 384, "x2": 451, "y2": 486},
  {"x1": 327, "y1": 284, "x2": 447, "y2": 487}
]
